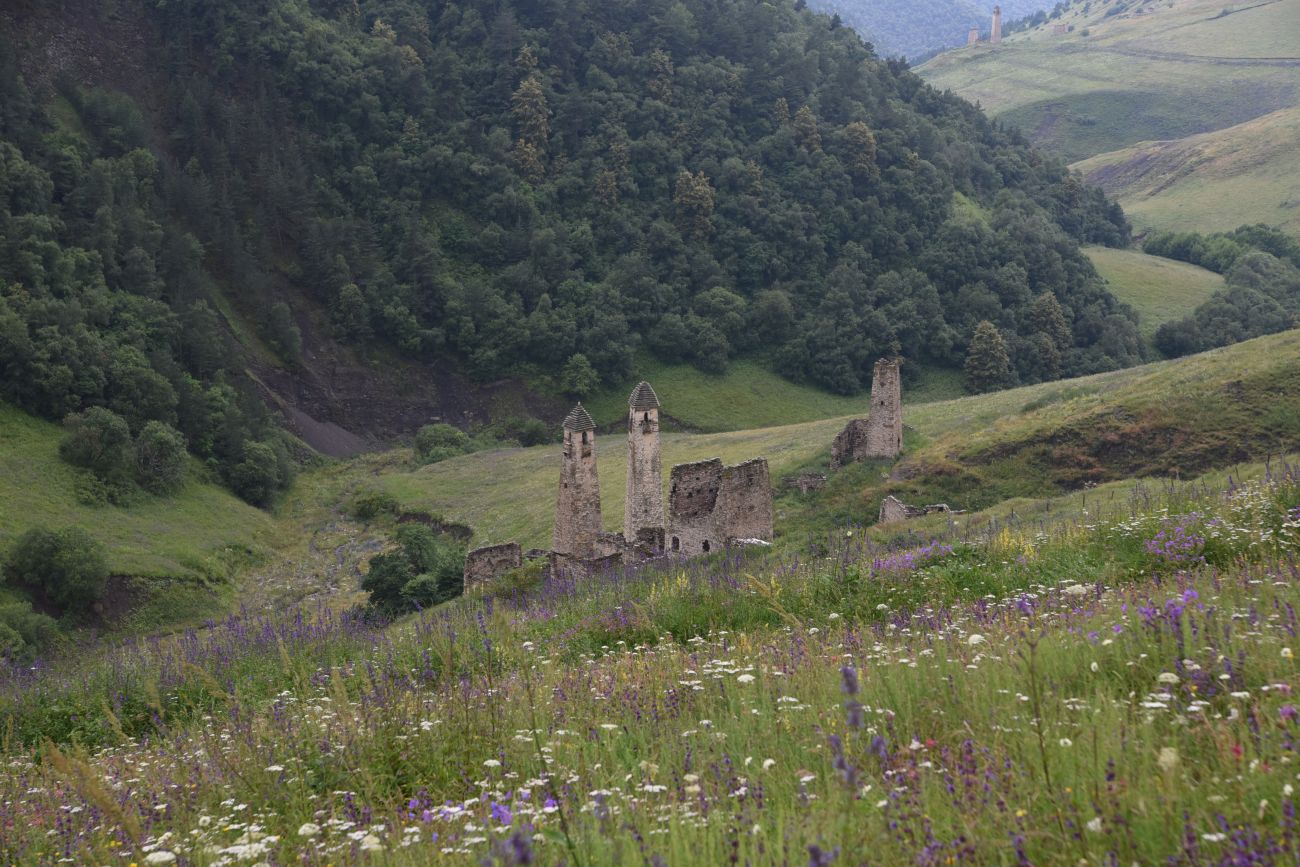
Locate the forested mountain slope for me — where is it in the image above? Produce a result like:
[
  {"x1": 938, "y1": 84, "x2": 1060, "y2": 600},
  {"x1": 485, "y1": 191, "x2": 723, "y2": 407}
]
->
[{"x1": 1, "y1": 0, "x2": 1137, "y2": 494}]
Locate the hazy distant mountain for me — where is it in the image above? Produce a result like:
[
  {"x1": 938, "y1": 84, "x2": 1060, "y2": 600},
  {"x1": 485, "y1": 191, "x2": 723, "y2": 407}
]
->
[{"x1": 806, "y1": 0, "x2": 1057, "y2": 59}]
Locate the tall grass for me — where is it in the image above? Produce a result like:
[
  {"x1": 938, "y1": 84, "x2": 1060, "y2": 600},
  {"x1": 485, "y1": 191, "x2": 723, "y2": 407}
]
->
[{"x1": 4, "y1": 466, "x2": 1300, "y2": 864}]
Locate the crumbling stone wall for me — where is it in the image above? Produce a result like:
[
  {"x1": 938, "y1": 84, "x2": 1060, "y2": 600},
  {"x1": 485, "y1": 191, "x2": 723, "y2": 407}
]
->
[
  {"x1": 719, "y1": 458, "x2": 774, "y2": 544},
  {"x1": 667, "y1": 457, "x2": 774, "y2": 556},
  {"x1": 463, "y1": 542, "x2": 522, "y2": 587},
  {"x1": 831, "y1": 357, "x2": 903, "y2": 469},
  {"x1": 624, "y1": 382, "x2": 664, "y2": 549},
  {"x1": 784, "y1": 472, "x2": 828, "y2": 494},
  {"x1": 878, "y1": 495, "x2": 952, "y2": 524},
  {"x1": 553, "y1": 404, "x2": 603, "y2": 558}
]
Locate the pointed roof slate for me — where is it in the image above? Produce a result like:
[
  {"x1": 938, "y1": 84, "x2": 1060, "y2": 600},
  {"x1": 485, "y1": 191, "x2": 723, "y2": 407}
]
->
[
  {"x1": 563, "y1": 403, "x2": 596, "y2": 432},
  {"x1": 628, "y1": 381, "x2": 660, "y2": 410}
]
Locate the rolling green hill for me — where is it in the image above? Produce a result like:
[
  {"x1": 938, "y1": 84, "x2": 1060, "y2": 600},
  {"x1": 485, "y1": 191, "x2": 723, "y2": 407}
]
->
[
  {"x1": 918, "y1": 0, "x2": 1300, "y2": 236},
  {"x1": 1083, "y1": 245, "x2": 1225, "y2": 338},
  {"x1": 1074, "y1": 107, "x2": 1300, "y2": 237}
]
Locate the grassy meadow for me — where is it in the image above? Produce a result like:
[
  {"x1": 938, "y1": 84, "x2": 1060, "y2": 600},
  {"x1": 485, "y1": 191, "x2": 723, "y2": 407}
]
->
[
  {"x1": 1084, "y1": 245, "x2": 1225, "y2": 339},
  {"x1": 4, "y1": 452, "x2": 1300, "y2": 864}
]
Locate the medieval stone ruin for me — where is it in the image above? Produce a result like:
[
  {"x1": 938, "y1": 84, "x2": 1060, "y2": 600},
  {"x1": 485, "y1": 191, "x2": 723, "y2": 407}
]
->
[
  {"x1": 463, "y1": 381, "x2": 774, "y2": 586},
  {"x1": 831, "y1": 357, "x2": 903, "y2": 470},
  {"x1": 878, "y1": 495, "x2": 954, "y2": 524},
  {"x1": 667, "y1": 457, "x2": 774, "y2": 557}
]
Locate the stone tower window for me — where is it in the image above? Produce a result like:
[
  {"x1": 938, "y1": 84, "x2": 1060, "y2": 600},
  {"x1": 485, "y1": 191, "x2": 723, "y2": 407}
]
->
[
  {"x1": 702, "y1": 540, "x2": 710, "y2": 553},
  {"x1": 671, "y1": 536, "x2": 680, "y2": 551}
]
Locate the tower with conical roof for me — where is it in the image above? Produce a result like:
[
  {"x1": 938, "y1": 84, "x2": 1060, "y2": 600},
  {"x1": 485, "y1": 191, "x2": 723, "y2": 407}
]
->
[
  {"x1": 624, "y1": 382, "x2": 664, "y2": 550},
  {"x1": 553, "y1": 403, "x2": 603, "y2": 558}
]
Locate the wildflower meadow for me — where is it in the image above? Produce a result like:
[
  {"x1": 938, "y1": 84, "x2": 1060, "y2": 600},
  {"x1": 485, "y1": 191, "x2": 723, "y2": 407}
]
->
[{"x1": 4, "y1": 468, "x2": 1300, "y2": 865}]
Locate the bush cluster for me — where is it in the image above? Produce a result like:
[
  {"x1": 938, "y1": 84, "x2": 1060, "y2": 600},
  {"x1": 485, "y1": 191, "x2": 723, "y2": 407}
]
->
[{"x1": 361, "y1": 525, "x2": 465, "y2": 614}]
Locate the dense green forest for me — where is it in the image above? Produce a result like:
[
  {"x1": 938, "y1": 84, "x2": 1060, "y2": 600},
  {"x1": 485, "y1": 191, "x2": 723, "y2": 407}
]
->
[
  {"x1": 1, "y1": 0, "x2": 1137, "y2": 502},
  {"x1": 1145, "y1": 226, "x2": 1300, "y2": 358}
]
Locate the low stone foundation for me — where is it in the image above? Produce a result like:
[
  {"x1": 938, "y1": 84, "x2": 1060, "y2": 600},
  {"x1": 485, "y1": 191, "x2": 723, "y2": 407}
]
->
[{"x1": 878, "y1": 496, "x2": 953, "y2": 524}]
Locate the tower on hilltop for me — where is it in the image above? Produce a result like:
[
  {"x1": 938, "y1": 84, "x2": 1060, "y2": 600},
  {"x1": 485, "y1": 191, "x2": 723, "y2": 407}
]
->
[
  {"x1": 991, "y1": 5, "x2": 1002, "y2": 43},
  {"x1": 624, "y1": 382, "x2": 665, "y2": 551},
  {"x1": 553, "y1": 403, "x2": 603, "y2": 558}
]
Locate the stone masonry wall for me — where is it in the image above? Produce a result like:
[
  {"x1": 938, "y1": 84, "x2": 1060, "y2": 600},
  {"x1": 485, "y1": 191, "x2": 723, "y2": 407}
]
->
[
  {"x1": 463, "y1": 542, "x2": 522, "y2": 587},
  {"x1": 553, "y1": 427, "x2": 603, "y2": 558},
  {"x1": 667, "y1": 458, "x2": 722, "y2": 556},
  {"x1": 718, "y1": 458, "x2": 774, "y2": 544},
  {"x1": 624, "y1": 406, "x2": 664, "y2": 545},
  {"x1": 667, "y1": 457, "x2": 774, "y2": 556}
]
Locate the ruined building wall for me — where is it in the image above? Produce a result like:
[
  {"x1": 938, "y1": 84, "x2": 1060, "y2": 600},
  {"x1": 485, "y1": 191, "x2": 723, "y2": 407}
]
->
[
  {"x1": 553, "y1": 417, "x2": 603, "y2": 558},
  {"x1": 463, "y1": 542, "x2": 522, "y2": 587},
  {"x1": 718, "y1": 458, "x2": 774, "y2": 544},
  {"x1": 624, "y1": 406, "x2": 664, "y2": 545},
  {"x1": 667, "y1": 459, "x2": 722, "y2": 556},
  {"x1": 667, "y1": 457, "x2": 774, "y2": 556},
  {"x1": 863, "y1": 357, "x2": 903, "y2": 458}
]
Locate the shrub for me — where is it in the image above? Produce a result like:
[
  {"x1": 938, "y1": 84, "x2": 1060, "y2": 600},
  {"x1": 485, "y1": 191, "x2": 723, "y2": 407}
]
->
[
  {"x1": 350, "y1": 488, "x2": 399, "y2": 521},
  {"x1": 361, "y1": 525, "x2": 465, "y2": 614},
  {"x1": 4, "y1": 527, "x2": 108, "y2": 615},
  {"x1": 414, "y1": 423, "x2": 469, "y2": 464},
  {"x1": 226, "y1": 439, "x2": 292, "y2": 507},
  {"x1": 59, "y1": 407, "x2": 133, "y2": 482},
  {"x1": 135, "y1": 421, "x2": 187, "y2": 493},
  {"x1": 0, "y1": 602, "x2": 60, "y2": 663}
]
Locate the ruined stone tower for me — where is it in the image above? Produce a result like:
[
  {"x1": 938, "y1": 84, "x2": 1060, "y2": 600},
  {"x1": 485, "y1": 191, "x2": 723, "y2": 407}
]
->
[
  {"x1": 552, "y1": 403, "x2": 602, "y2": 558},
  {"x1": 667, "y1": 457, "x2": 774, "y2": 557},
  {"x1": 624, "y1": 381, "x2": 665, "y2": 552},
  {"x1": 991, "y1": 5, "x2": 1002, "y2": 43},
  {"x1": 864, "y1": 357, "x2": 903, "y2": 458},
  {"x1": 967, "y1": 27, "x2": 980, "y2": 45}
]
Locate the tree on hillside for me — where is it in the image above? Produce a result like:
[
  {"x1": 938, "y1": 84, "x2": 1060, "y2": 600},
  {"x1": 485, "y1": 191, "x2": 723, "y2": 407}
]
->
[
  {"x1": 964, "y1": 321, "x2": 1012, "y2": 393},
  {"x1": 59, "y1": 408, "x2": 134, "y2": 484},
  {"x1": 4, "y1": 527, "x2": 108, "y2": 616},
  {"x1": 362, "y1": 525, "x2": 465, "y2": 614},
  {"x1": 560, "y1": 353, "x2": 600, "y2": 397}
]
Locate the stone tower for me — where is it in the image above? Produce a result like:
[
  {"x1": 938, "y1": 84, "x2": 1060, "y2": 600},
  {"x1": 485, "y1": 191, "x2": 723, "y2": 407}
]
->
[
  {"x1": 991, "y1": 5, "x2": 1002, "y2": 43},
  {"x1": 553, "y1": 403, "x2": 602, "y2": 558},
  {"x1": 624, "y1": 381, "x2": 665, "y2": 551},
  {"x1": 863, "y1": 357, "x2": 903, "y2": 458},
  {"x1": 967, "y1": 27, "x2": 980, "y2": 45}
]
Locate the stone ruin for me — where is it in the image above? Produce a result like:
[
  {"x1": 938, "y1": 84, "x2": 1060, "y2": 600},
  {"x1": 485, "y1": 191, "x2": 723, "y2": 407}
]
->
[
  {"x1": 878, "y1": 495, "x2": 956, "y2": 524},
  {"x1": 464, "y1": 381, "x2": 775, "y2": 586},
  {"x1": 784, "y1": 472, "x2": 828, "y2": 494},
  {"x1": 463, "y1": 542, "x2": 522, "y2": 587},
  {"x1": 667, "y1": 457, "x2": 774, "y2": 557},
  {"x1": 831, "y1": 357, "x2": 903, "y2": 470}
]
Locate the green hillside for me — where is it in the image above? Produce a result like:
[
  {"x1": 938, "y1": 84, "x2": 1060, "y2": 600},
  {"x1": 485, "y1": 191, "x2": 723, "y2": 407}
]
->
[
  {"x1": 341, "y1": 329, "x2": 1300, "y2": 550},
  {"x1": 0, "y1": 403, "x2": 270, "y2": 580},
  {"x1": 917, "y1": 0, "x2": 1300, "y2": 237},
  {"x1": 0, "y1": 402, "x2": 272, "y2": 628},
  {"x1": 1084, "y1": 245, "x2": 1225, "y2": 338},
  {"x1": 1075, "y1": 107, "x2": 1300, "y2": 238}
]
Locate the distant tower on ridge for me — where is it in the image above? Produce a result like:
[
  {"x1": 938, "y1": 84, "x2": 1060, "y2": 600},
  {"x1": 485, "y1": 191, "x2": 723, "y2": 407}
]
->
[
  {"x1": 967, "y1": 27, "x2": 980, "y2": 45},
  {"x1": 991, "y1": 5, "x2": 1003, "y2": 43},
  {"x1": 553, "y1": 403, "x2": 603, "y2": 558},
  {"x1": 624, "y1": 382, "x2": 665, "y2": 551}
]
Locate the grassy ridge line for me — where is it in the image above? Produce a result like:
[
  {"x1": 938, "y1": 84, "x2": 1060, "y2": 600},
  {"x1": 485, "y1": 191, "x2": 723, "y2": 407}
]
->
[
  {"x1": 1083, "y1": 245, "x2": 1225, "y2": 338},
  {"x1": 365, "y1": 329, "x2": 1300, "y2": 549},
  {"x1": 0, "y1": 403, "x2": 271, "y2": 581}
]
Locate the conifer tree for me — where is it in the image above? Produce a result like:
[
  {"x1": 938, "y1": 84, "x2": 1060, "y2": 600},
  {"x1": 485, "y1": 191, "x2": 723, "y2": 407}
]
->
[
  {"x1": 964, "y1": 320, "x2": 1011, "y2": 393},
  {"x1": 1029, "y1": 292, "x2": 1072, "y2": 351},
  {"x1": 793, "y1": 105, "x2": 821, "y2": 152}
]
